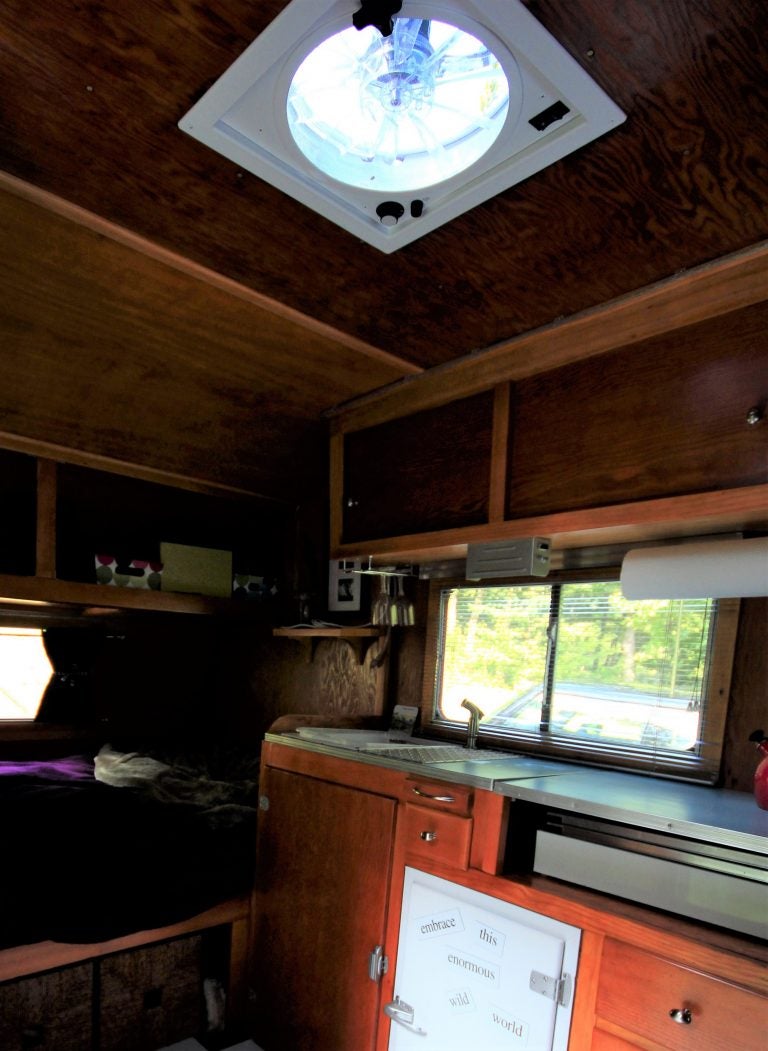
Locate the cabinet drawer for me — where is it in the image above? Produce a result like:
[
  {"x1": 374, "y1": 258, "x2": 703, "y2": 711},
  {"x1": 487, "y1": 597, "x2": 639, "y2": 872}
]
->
[
  {"x1": 402, "y1": 804, "x2": 472, "y2": 869},
  {"x1": 596, "y1": 939, "x2": 766, "y2": 1051}
]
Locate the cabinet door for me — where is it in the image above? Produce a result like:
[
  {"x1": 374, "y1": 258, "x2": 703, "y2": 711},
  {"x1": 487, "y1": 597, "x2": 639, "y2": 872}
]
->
[
  {"x1": 252, "y1": 767, "x2": 398, "y2": 1051},
  {"x1": 386, "y1": 868, "x2": 580, "y2": 1051},
  {"x1": 507, "y1": 302, "x2": 768, "y2": 518},
  {"x1": 0, "y1": 962, "x2": 92, "y2": 1051},
  {"x1": 342, "y1": 391, "x2": 494, "y2": 543}
]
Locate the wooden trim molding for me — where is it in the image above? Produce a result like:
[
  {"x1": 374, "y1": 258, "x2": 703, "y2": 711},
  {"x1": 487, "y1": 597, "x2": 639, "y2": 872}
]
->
[
  {"x1": 0, "y1": 895, "x2": 250, "y2": 983},
  {"x1": 35, "y1": 459, "x2": 57, "y2": 578},
  {"x1": 0, "y1": 427, "x2": 285, "y2": 504},
  {"x1": 329, "y1": 240, "x2": 768, "y2": 433},
  {"x1": 332, "y1": 484, "x2": 768, "y2": 564},
  {"x1": 488, "y1": 383, "x2": 511, "y2": 523},
  {"x1": 329, "y1": 431, "x2": 345, "y2": 552}
]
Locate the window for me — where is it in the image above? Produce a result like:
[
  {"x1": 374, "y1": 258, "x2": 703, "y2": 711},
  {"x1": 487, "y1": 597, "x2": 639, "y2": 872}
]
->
[
  {"x1": 425, "y1": 574, "x2": 739, "y2": 781},
  {"x1": 0, "y1": 627, "x2": 54, "y2": 720}
]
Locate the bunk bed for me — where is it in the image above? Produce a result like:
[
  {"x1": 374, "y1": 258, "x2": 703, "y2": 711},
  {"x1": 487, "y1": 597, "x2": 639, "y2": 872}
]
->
[{"x1": 0, "y1": 745, "x2": 257, "y2": 1008}]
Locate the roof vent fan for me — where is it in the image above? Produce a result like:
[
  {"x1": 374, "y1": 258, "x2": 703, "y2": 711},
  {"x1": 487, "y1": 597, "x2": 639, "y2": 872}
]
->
[{"x1": 179, "y1": 0, "x2": 625, "y2": 252}]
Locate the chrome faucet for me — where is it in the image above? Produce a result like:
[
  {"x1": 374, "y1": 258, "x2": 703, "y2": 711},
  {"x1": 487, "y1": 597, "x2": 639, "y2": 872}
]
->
[{"x1": 461, "y1": 698, "x2": 485, "y2": 750}]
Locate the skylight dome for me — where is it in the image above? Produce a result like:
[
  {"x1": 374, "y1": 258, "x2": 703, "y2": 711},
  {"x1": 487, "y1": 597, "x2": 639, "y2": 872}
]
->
[
  {"x1": 178, "y1": 0, "x2": 626, "y2": 253},
  {"x1": 287, "y1": 18, "x2": 514, "y2": 192}
]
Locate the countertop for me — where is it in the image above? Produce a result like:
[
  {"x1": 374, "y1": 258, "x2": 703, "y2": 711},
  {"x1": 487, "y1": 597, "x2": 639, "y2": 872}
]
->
[{"x1": 265, "y1": 730, "x2": 768, "y2": 854}]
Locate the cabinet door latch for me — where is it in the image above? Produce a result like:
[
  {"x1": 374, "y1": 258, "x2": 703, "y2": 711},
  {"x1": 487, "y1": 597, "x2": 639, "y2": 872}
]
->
[
  {"x1": 529, "y1": 969, "x2": 572, "y2": 1007},
  {"x1": 384, "y1": 996, "x2": 428, "y2": 1036},
  {"x1": 369, "y1": 944, "x2": 389, "y2": 982}
]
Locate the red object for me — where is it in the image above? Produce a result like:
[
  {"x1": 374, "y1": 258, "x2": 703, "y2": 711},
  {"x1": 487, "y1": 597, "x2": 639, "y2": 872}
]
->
[{"x1": 754, "y1": 737, "x2": 768, "y2": 810}]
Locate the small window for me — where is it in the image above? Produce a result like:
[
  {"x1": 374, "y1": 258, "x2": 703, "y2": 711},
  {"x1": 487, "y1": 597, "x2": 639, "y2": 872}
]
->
[
  {"x1": 0, "y1": 627, "x2": 54, "y2": 720},
  {"x1": 425, "y1": 575, "x2": 739, "y2": 782}
]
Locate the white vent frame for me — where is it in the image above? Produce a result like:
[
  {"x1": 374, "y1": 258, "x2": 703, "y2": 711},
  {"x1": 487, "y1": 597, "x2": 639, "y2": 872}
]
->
[{"x1": 178, "y1": 0, "x2": 626, "y2": 252}]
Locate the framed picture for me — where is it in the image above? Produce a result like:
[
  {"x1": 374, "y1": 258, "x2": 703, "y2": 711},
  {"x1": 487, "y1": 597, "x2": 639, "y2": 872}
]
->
[{"x1": 328, "y1": 559, "x2": 361, "y2": 612}]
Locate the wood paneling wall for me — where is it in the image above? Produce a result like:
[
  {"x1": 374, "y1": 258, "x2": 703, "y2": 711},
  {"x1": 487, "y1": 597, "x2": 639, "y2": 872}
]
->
[{"x1": 722, "y1": 598, "x2": 768, "y2": 792}]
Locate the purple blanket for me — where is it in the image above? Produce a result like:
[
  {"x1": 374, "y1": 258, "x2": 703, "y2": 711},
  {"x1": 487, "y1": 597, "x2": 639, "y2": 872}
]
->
[{"x1": 0, "y1": 755, "x2": 95, "y2": 781}]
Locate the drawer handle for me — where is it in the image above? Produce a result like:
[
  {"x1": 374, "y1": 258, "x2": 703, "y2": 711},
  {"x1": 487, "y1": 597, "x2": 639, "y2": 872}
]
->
[
  {"x1": 420, "y1": 830, "x2": 438, "y2": 842},
  {"x1": 669, "y1": 1008, "x2": 693, "y2": 1025},
  {"x1": 412, "y1": 786, "x2": 455, "y2": 803}
]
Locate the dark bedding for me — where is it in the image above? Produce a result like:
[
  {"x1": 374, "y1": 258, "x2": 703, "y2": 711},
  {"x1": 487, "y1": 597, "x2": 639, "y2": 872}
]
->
[{"x1": 0, "y1": 748, "x2": 258, "y2": 949}]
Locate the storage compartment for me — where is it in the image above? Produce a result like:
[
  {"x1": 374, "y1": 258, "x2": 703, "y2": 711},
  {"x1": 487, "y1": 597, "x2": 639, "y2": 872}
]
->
[
  {"x1": 342, "y1": 391, "x2": 494, "y2": 543},
  {"x1": 0, "y1": 962, "x2": 92, "y2": 1051},
  {"x1": 507, "y1": 303, "x2": 768, "y2": 518},
  {"x1": 55, "y1": 464, "x2": 287, "y2": 594},
  {"x1": 387, "y1": 867, "x2": 581, "y2": 1051},
  {"x1": 99, "y1": 935, "x2": 204, "y2": 1051},
  {"x1": 402, "y1": 804, "x2": 472, "y2": 869}
]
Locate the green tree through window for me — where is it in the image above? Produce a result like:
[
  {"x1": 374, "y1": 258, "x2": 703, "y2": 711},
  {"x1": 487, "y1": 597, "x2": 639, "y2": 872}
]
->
[{"x1": 433, "y1": 579, "x2": 724, "y2": 777}]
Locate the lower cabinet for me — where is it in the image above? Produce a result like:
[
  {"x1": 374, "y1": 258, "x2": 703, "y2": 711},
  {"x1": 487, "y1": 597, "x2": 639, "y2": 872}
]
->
[
  {"x1": 592, "y1": 938, "x2": 766, "y2": 1051},
  {"x1": 386, "y1": 867, "x2": 581, "y2": 1051},
  {"x1": 251, "y1": 766, "x2": 398, "y2": 1051},
  {"x1": 253, "y1": 745, "x2": 768, "y2": 1051}
]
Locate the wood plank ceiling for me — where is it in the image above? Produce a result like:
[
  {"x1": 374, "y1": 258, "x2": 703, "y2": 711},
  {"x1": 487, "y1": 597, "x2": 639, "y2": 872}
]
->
[{"x1": 0, "y1": 0, "x2": 766, "y2": 498}]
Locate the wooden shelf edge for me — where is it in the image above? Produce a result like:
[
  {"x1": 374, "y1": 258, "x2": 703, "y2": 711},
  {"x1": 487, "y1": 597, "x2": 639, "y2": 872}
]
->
[
  {"x1": 273, "y1": 627, "x2": 382, "y2": 638},
  {"x1": 0, "y1": 574, "x2": 252, "y2": 615},
  {"x1": 273, "y1": 626, "x2": 385, "y2": 664},
  {"x1": 0, "y1": 895, "x2": 250, "y2": 983}
]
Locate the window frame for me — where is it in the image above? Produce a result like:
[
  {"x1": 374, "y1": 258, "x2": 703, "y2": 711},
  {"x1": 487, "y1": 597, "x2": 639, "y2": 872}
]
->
[
  {"x1": 420, "y1": 567, "x2": 740, "y2": 782},
  {"x1": 0, "y1": 612, "x2": 100, "y2": 743}
]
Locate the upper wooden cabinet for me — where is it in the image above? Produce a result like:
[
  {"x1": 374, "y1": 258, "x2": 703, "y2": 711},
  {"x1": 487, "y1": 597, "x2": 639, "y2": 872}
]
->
[
  {"x1": 507, "y1": 302, "x2": 768, "y2": 519},
  {"x1": 330, "y1": 248, "x2": 768, "y2": 562},
  {"x1": 341, "y1": 391, "x2": 495, "y2": 545}
]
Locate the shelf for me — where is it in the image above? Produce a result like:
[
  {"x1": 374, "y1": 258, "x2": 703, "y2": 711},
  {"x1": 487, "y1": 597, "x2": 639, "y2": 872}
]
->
[
  {"x1": 273, "y1": 626, "x2": 385, "y2": 664},
  {"x1": 0, "y1": 449, "x2": 290, "y2": 619},
  {"x1": 0, "y1": 574, "x2": 248, "y2": 616}
]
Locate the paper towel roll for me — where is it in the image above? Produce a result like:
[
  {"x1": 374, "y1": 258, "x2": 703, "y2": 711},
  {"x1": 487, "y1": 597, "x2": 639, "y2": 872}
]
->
[{"x1": 620, "y1": 537, "x2": 768, "y2": 599}]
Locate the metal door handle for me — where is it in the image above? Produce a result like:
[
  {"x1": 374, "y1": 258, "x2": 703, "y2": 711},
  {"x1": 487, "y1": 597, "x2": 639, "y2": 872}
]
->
[
  {"x1": 669, "y1": 1008, "x2": 693, "y2": 1025},
  {"x1": 384, "y1": 996, "x2": 428, "y2": 1036},
  {"x1": 419, "y1": 830, "x2": 437, "y2": 842},
  {"x1": 412, "y1": 786, "x2": 455, "y2": 803}
]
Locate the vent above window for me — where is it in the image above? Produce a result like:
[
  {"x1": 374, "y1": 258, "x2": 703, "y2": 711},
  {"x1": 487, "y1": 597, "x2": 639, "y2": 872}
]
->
[{"x1": 179, "y1": 0, "x2": 626, "y2": 252}]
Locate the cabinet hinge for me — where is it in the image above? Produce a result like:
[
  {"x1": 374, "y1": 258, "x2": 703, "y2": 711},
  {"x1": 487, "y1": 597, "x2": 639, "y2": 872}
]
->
[
  {"x1": 368, "y1": 944, "x2": 389, "y2": 982},
  {"x1": 529, "y1": 969, "x2": 572, "y2": 1007}
]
